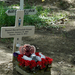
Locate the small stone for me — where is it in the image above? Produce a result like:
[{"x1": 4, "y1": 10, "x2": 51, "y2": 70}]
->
[
  {"x1": 58, "y1": 61, "x2": 65, "y2": 64},
  {"x1": 4, "y1": 69, "x2": 9, "y2": 74},
  {"x1": 68, "y1": 55, "x2": 73, "y2": 57},
  {"x1": 51, "y1": 52, "x2": 54, "y2": 54},
  {"x1": 8, "y1": 63, "x2": 13, "y2": 69},
  {"x1": 62, "y1": 42, "x2": 65, "y2": 44},
  {"x1": 67, "y1": 64, "x2": 71, "y2": 67},
  {"x1": 37, "y1": 47, "x2": 39, "y2": 49}
]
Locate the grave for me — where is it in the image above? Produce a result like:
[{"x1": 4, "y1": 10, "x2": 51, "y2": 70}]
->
[{"x1": 1, "y1": 0, "x2": 53, "y2": 75}]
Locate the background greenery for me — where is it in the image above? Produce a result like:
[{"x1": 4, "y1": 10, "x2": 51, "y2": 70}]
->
[{"x1": 0, "y1": 1, "x2": 67, "y2": 30}]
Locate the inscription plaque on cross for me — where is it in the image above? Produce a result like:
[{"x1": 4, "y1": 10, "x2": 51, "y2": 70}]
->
[{"x1": 1, "y1": 0, "x2": 36, "y2": 52}]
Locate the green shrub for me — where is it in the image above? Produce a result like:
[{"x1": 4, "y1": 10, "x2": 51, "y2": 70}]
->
[
  {"x1": 0, "y1": 2, "x2": 67, "y2": 29},
  {"x1": 0, "y1": 2, "x2": 15, "y2": 28}
]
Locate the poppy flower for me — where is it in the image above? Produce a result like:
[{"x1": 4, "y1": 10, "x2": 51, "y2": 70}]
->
[
  {"x1": 35, "y1": 52, "x2": 41, "y2": 57},
  {"x1": 37, "y1": 61, "x2": 42, "y2": 66},
  {"x1": 29, "y1": 60, "x2": 37, "y2": 70},
  {"x1": 25, "y1": 60, "x2": 30, "y2": 67},
  {"x1": 46, "y1": 57, "x2": 53, "y2": 64}
]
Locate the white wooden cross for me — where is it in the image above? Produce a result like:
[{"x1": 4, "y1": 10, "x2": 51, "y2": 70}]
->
[{"x1": 1, "y1": 0, "x2": 36, "y2": 52}]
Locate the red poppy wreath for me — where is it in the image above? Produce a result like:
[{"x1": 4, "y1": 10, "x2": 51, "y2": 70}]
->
[{"x1": 13, "y1": 44, "x2": 53, "y2": 72}]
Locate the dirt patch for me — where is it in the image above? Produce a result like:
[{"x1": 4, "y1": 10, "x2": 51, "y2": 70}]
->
[
  {"x1": 0, "y1": 25, "x2": 75, "y2": 75},
  {"x1": 0, "y1": 0, "x2": 75, "y2": 75}
]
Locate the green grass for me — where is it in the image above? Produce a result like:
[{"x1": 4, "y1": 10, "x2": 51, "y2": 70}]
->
[
  {"x1": 0, "y1": 38, "x2": 13, "y2": 43},
  {"x1": 0, "y1": 2, "x2": 15, "y2": 29},
  {"x1": 0, "y1": 1, "x2": 67, "y2": 29}
]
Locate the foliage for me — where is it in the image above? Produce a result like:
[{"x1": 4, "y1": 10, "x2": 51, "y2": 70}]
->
[
  {"x1": 0, "y1": 2, "x2": 15, "y2": 29},
  {"x1": 0, "y1": 38, "x2": 13, "y2": 43},
  {"x1": 0, "y1": 1, "x2": 67, "y2": 29},
  {"x1": 24, "y1": 5, "x2": 67, "y2": 29}
]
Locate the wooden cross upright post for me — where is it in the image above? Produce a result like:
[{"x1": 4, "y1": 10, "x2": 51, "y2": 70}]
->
[
  {"x1": 20, "y1": 0, "x2": 24, "y2": 10},
  {"x1": 1, "y1": 0, "x2": 36, "y2": 53}
]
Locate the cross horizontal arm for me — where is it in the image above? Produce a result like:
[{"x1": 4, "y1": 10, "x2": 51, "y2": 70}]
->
[
  {"x1": 1, "y1": 26, "x2": 35, "y2": 38},
  {"x1": 5, "y1": 9, "x2": 37, "y2": 16}
]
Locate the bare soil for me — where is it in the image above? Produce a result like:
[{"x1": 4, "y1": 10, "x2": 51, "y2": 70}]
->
[
  {"x1": 0, "y1": 20, "x2": 75, "y2": 75},
  {"x1": 0, "y1": 0, "x2": 75, "y2": 75}
]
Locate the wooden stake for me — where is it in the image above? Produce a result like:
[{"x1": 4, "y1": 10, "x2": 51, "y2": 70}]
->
[{"x1": 20, "y1": 0, "x2": 24, "y2": 10}]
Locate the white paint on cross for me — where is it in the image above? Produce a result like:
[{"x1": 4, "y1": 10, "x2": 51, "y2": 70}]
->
[{"x1": 1, "y1": 0, "x2": 35, "y2": 52}]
